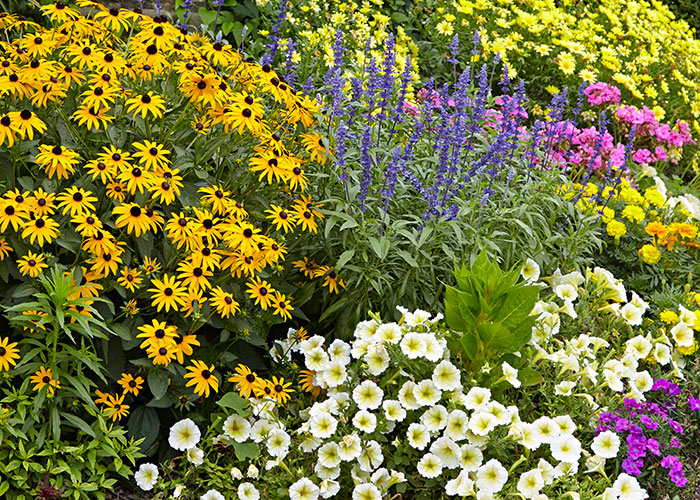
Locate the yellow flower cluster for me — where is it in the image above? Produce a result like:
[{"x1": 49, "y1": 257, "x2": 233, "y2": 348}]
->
[
  {"x1": 286, "y1": 0, "x2": 420, "y2": 89},
  {"x1": 441, "y1": 0, "x2": 700, "y2": 130},
  {"x1": 560, "y1": 177, "x2": 700, "y2": 264}
]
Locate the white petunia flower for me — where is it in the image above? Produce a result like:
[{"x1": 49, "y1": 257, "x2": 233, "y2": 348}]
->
[
  {"x1": 299, "y1": 335, "x2": 326, "y2": 355},
  {"x1": 413, "y1": 379, "x2": 442, "y2": 406},
  {"x1": 421, "y1": 405, "x2": 449, "y2": 431},
  {"x1": 357, "y1": 440, "x2": 383, "y2": 472},
  {"x1": 430, "y1": 437, "x2": 462, "y2": 469},
  {"x1": 476, "y1": 459, "x2": 508, "y2": 494},
  {"x1": 200, "y1": 490, "x2": 225, "y2": 500},
  {"x1": 250, "y1": 419, "x2": 275, "y2": 443},
  {"x1": 619, "y1": 303, "x2": 644, "y2": 326},
  {"x1": 404, "y1": 308, "x2": 433, "y2": 326},
  {"x1": 300, "y1": 436, "x2": 321, "y2": 453},
  {"x1": 671, "y1": 322, "x2": 694, "y2": 347},
  {"x1": 469, "y1": 412, "x2": 497, "y2": 436},
  {"x1": 338, "y1": 433, "x2": 362, "y2": 461},
  {"x1": 653, "y1": 342, "x2": 671, "y2": 365},
  {"x1": 322, "y1": 360, "x2": 348, "y2": 387},
  {"x1": 533, "y1": 417, "x2": 560, "y2": 444},
  {"x1": 398, "y1": 381, "x2": 420, "y2": 409},
  {"x1": 351, "y1": 338, "x2": 372, "y2": 359},
  {"x1": 365, "y1": 344, "x2": 390, "y2": 375},
  {"x1": 375, "y1": 323, "x2": 402, "y2": 344},
  {"x1": 169, "y1": 419, "x2": 201, "y2": 451},
  {"x1": 231, "y1": 466, "x2": 243, "y2": 480},
  {"x1": 462, "y1": 387, "x2": 491, "y2": 410},
  {"x1": 444, "y1": 409, "x2": 469, "y2": 441},
  {"x1": 517, "y1": 469, "x2": 545, "y2": 499},
  {"x1": 223, "y1": 414, "x2": 251, "y2": 442},
  {"x1": 353, "y1": 320, "x2": 379, "y2": 341},
  {"x1": 317, "y1": 442, "x2": 341, "y2": 468},
  {"x1": 370, "y1": 468, "x2": 391, "y2": 490},
  {"x1": 353, "y1": 380, "x2": 383, "y2": 410},
  {"x1": 678, "y1": 305, "x2": 696, "y2": 326},
  {"x1": 407, "y1": 423, "x2": 431, "y2": 450},
  {"x1": 591, "y1": 430, "x2": 621, "y2": 459},
  {"x1": 423, "y1": 335, "x2": 444, "y2": 361},
  {"x1": 625, "y1": 335, "x2": 652, "y2": 360},
  {"x1": 309, "y1": 412, "x2": 338, "y2": 439},
  {"x1": 550, "y1": 434, "x2": 582, "y2": 463},
  {"x1": 630, "y1": 370, "x2": 654, "y2": 393},
  {"x1": 554, "y1": 381, "x2": 576, "y2": 396},
  {"x1": 447, "y1": 470, "x2": 475, "y2": 496},
  {"x1": 186, "y1": 447, "x2": 204, "y2": 466},
  {"x1": 246, "y1": 464, "x2": 259, "y2": 479},
  {"x1": 352, "y1": 483, "x2": 381, "y2": 500},
  {"x1": 289, "y1": 477, "x2": 320, "y2": 500},
  {"x1": 134, "y1": 463, "x2": 158, "y2": 491},
  {"x1": 501, "y1": 361, "x2": 521, "y2": 388},
  {"x1": 305, "y1": 347, "x2": 330, "y2": 371},
  {"x1": 238, "y1": 482, "x2": 260, "y2": 500},
  {"x1": 266, "y1": 428, "x2": 291, "y2": 457},
  {"x1": 433, "y1": 360, "x2": 462, "y2": 391},
  {"x1": 516, "y1": 422, "x2": 542, "y2": 451},
  {"x1": 383, "y1": 399, "x2": 407, "y2": 421},
  {"x1": 400, "y1": 332, "x2": 427, "y2": 359},
  {"x1": 553, "y1": 415, "x2": 577, "y2": 435},
  {"x1": 319, "y1": 480, "x2": 340, "y2": 499},
  {"x1": 461, "y1": 443, "x2": 484, "y2": 471},
  {"x1": 521, "y1": 258, "x2": 540, "y2": 282},
  {"x1": 555, "y1": 283, "x2": 578, "y2": 302},
  {"x1": 417, "y1": 453, "x2": 443, "y2": 478},
  {"x1": 314, "y1": 463, "x2": 340, "y2": 481},
  {"x1": 328, "y1": 339, "x2": 351, "y2": 364},
  {"x1": 352, "y1": 409, "x2": 377, "y2": 433},
  {"x1": 612, "y1": 473, "x2": 648, "y2": 500}
]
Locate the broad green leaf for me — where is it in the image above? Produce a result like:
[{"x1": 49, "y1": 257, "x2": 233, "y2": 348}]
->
[
  {"x1": 233, "y1": 442, "x2": 259, "y2": 461},
  {"x1": 147, "y1": 370, "x2": 169, "y2": 400},
  {"x1": 216, "y1": 392, "x2": 249, "y2": 415},
  {"x1": 334, "y1": 249, "x2": 355, "y2": 272},
  {"x1": 444, "y1": 286, "x2": 467, "y2": 332},
  {"x1": 128, "y1": 406, "x2": 160, "y2": 452},
  {"x1": 518, "y1": 368, "x2": 544, "y2": 386}
]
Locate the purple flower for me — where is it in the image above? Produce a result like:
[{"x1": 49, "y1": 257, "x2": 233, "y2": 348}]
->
[
  {"x1": 689, "y1": 396, "x2": 700, "y2": 411},
  {"x1": 622, "y1": 457, "x2": 643, "y2": 476},
  {"x1": 668, "y1": 419, "x2": 684, "y2": 434},
  {"x1": 646, "y1": 438, "x2": 661, "y2": 456},
  {"x1": 670, "y1": 437, "x2": 681, "y2": 449},
  {"x1": 639, "y1": 415, "x2": 659, "y2": 431}
]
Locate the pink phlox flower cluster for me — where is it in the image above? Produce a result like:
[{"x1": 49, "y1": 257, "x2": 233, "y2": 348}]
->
[{"x1": 584, "y1": 82, "x2": 621, "y2": 106}]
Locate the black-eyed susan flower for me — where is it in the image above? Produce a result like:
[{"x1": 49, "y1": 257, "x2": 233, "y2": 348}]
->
[
  {"x1": 181, "y1": 289, "x2": 207, "y2": 318},
  {"x1": 148, "y1": 273, "x2": 188, "y2": 312},
  {"x1": 0, "y1": 336, "x2": 20, "y2": 372},
  {"x1": 246, "y1": 277, "x2": 275, "y2": 310},
  {"x1": 302, "y1": 133, "x2": 330, "y2": 164},
  {"x1": 265, "y1": 204, "x2": 295, "y2": 233},
  {"x1": 165, "y1": 213, "x2": 197, "y2": 250},
  {"x1": 93, "y1": 7, "x2": 131, "y2": 31},
  {"x1": 88, "y1": 247, "x2": 124, "y2": 277},
  {"x1": 74, "y1": 267, "x2": 105, "y2": 299},
  {"x1": 132, "y1": 140, "x2": 171, "y2": 170},
  {"x1": 142, "y1": 256, "x2": 161, "y2": 275},
  {"x1": 105, "y1": 181, "x2": 126, "y2": 202},
  {"x1": 117, "y1": 164, "x2": 154, "y2": 195},
  {"x1": 294, "y1": 208, "x2": 318, "y2": 233},
  {"x1": 124, "y1": 299, "x2": 140, "y2": 316},
  {"x1": 0, "y1": 74, "x2": 32, "y2": 100},
  {"x1": 146, "y1": 343, "x2": 177, "y2": 366},
  {"x1": 29, "y1": 188, "x2": 57, "y2": 217},
  {"x1": 249, "y1": 151, "x2": 289, "y2": 184},
  {"x1": 269, "y1": 376, "x2": 294, "y2": 404},
  {"x1": 191, "y1": 115, "x2": 211, "y2": 134},
  {"x1": 0, "y1": 113, "x2": 18, "y2": 147},
  {"x1": 177, "y1": 260, "x2": 212, "y2": 292},
  {"x1": 184, "y1": 360, "x2": 219, "y2": 398},
  {"x1": 117, "y1": 373, "x2": 144, "y2": 396},
  {"x1": 104, "y1": 393, "x2": 129, "y2": 421},
  {"x1": 189, "y1": 245, "x2": 222, "y2": 272},
  {"x1": 30, "y1": 366, "x2": 60, "y2": 396},
  {"x1": 292, "y1": 257, "x2": 322, "y2": 279},
  {"x1": 209, "y1": 286, "x2": 240, "y2": 318},
  {"x1": 85, "y1": 159, "x2": 115, "y2": 183},
  {"x1": 0, "y1": 199, "x2": 25, "y2": 232},
  {"x1": 125, "y1": 92, "x2": 166, "y2": 119},
  {"x1": 149, "y1": 170, "x2": 183, "y2": 205},
  {"x1": 227, "y1": 364, "x2": 259, "y2": 399},
  {"x1": 21, "y1": 217, "x2": 60, "y2": 247},
  {"x1": 287, "y1": 164, "x2": 308, "y2": 192},
  {"x1": 198, "y1": 185, "x2": 231, "y2": 216},
  {"x1": 81, "y1": 84, "x2": 118, "y2": 109},
  {"x1": 56, "y1": 187, "x2": 97, "y2": 216},
  {"x1": 9, "y1": 109, "x2": 46, "y2": 140},
  {"x1": 173, "y1": 334, "x2": 200, "y2": 364},
  {"x1": 264, "y1": 241, "x2": 287, "y2": 264},
  {"x1": 71, "y1": 213, "x2": 103, "y2": 237},
  {"x1": 0, "y1": 238, "x2": 12, "y2": 260},
  {"x1": 299, "y1": 369, "x2": 322, "y2": 397},
  {"x1": 113, "y1": 203, "x2": 152, "y2": 237},
  {"x1": 180, "y1": 72, "x2": 220, "y2": 104},
  {"x1": 117, "y1": 267, "x2": 142, "y2": 292},
  {"x1": 321, "y1": 269, "x2": 346, "y2": 294},
  {"x1": 137, "y1": 319, "x2": 177, "y2": 349},
  {"x1": 145, "y1": 207, "x2": 165, "y2": 233},
  {"x1": 94, "y1": 389, "x2": 111, "y2": 405},
  {"x1": 72, "y1": 104, "x2": 114, "y2": 130},
  {"x1": 271, "y1": 291, "x2": 293, "y2": 321},
  {"x1": 252, "y1": 378, "x2": 274, "y2": 399},
  {"x1": 223, "y1": 221, "x2": 264, "y2": 256},
  {"x1": 98, "y1": 145, "x2": 132, "y2": 171}
]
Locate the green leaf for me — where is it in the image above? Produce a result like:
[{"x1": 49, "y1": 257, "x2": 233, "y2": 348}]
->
[
  {"x1": 233, "y1": 442, "x2": 259, "y2": 461},
  {"x1": 60, "y1": 412, "x2": 96, "y2": 438},
  {"x1": 444, "y1": 286, "x2": 467, "y2": 332},
  {"x1": 334, "y1": 249, "x2": 355, "y2": 272},
  {"x1": 518, "y1": 368, "x2": 544, "y2": 386},
  {"x1": 128, "y1": 406, "x2": 160, "y2": 452},
  {"x1": 51, "y1": 406, "x2": 61, "y2": 441},
  {"x1": 147, "y1": 370, "x2": 169, "y2": 400},
  {"x1": 216, "y1": 392, "x2": 249, "y2": 415},
  {"x1": 460, "y1": 334, "x2": 477, "y2": 361}
]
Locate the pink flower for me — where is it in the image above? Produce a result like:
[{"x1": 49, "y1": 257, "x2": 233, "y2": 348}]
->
[
  {"x1": 632, "y1": 148, "x2": 653, "y2": 164},
  {"x1": 584, "y1": 82, "x2": 621, "y2": 106}
]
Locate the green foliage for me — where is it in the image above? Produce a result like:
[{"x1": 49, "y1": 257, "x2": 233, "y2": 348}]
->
[{"x1": 445, "y1": 251, "x2": 540, "y2": 372}]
